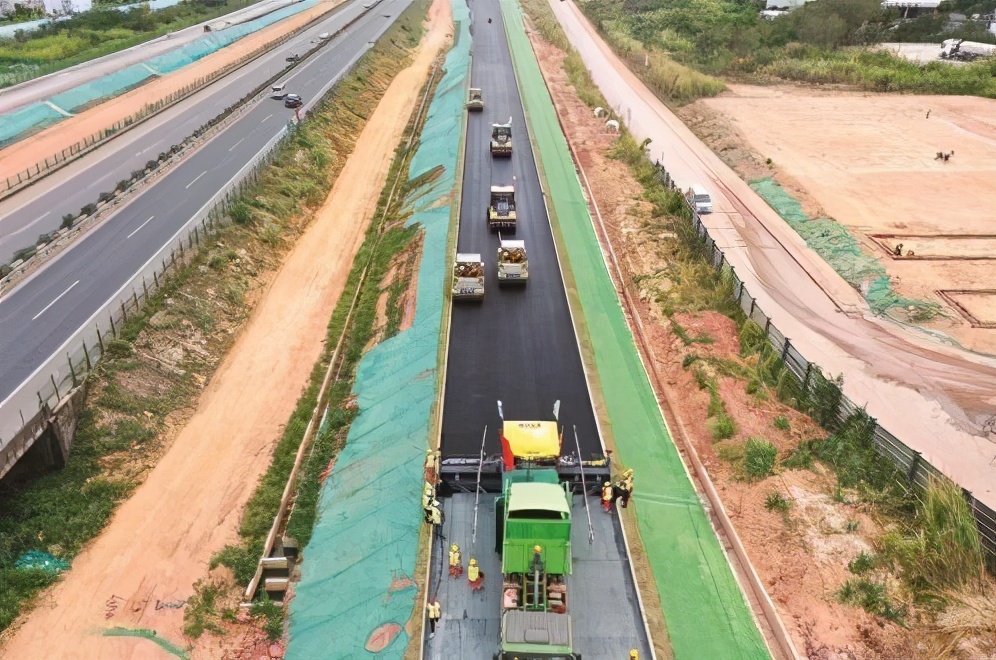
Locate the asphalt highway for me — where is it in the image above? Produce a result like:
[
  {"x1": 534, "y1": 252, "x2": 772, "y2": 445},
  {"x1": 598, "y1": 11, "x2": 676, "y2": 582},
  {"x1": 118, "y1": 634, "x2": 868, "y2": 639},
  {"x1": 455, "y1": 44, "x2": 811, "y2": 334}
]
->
[
  {"x1": 440, "y1": 0, "x2": 602, "y2": 461},
  {"x1": 0, "y1": 0, "x2": 412, "y2": 405},
  {"x1": 0, "y1": 0, "x2": 375, "y2": 263}
]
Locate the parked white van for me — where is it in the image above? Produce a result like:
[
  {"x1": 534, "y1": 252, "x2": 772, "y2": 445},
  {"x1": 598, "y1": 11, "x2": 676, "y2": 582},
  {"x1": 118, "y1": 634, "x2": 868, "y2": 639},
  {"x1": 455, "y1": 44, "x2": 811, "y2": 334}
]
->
[
  {"x1": 271, "y1": 82, "x2": 288, "y2": 99},
  {"x1": 686, "y1": 185, "x2": 713, "y2": 214}
]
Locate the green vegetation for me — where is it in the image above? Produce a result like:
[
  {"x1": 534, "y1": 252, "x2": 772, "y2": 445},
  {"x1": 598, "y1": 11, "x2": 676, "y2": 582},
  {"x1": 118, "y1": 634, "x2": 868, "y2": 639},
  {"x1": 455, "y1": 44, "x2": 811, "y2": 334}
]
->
[
  {"x1": 837, "y1": 577, "x2": 907, "y2": 624},
  {"x1": 773, "y1": 415, "x2": 790, "y2": 431},
  {"x1": 743, "y1": 437, "x2": 777, "y2": 480},
  {"x1": 210, "y1": 0, "x2": 430, "y2": 586},
  {"x1": 848, "y1": 550, "x2": 880, "y2": 575},
  {"x1": 183, "y1": 579, "x2": 224, "y2": 639},
  {"x1": 582, "y1": 0, "x2": 996, "y2": 100},
  {"x1": 764, "y1": 491, "x2": 790, "y2": 513},
  {"x1": 708, "y1": 414, "x2": 736, "y2": 440},
  {"x1": 0, "y1": 0, "x2": 256, "y2": 86},
  {"x1": 0, "y1": 1, "x2": 426, "y2": 635}
]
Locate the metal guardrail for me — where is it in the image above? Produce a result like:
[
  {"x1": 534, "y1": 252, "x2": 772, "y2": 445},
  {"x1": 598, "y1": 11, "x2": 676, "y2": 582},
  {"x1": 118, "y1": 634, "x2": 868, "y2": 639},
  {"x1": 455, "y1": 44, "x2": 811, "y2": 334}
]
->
[{"x1": 651, "y1": 162, "x2": 996, "y2": 560}]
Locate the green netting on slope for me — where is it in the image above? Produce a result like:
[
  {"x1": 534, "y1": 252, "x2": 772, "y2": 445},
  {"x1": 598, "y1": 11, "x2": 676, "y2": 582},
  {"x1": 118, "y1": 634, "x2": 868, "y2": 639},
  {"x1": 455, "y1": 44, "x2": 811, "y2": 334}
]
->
[
  {"x1": 750, "y1": 178, "x2": 939, "y2": 318},
  {"x1": 0, "y1": 104, "x2": 65, "y2": 148},
  {"x1": 14, "y1": 550, "x2": 69, "y2": 573},
  {"x1": 285, "y1": 3, "x2": 469, "y2": 658},
  {"x1": 1, "y1": 0, "x2": 321, "y2": 144},
  {"x1": 499, "y1": 0, "x2": 769, "y2": 657}
]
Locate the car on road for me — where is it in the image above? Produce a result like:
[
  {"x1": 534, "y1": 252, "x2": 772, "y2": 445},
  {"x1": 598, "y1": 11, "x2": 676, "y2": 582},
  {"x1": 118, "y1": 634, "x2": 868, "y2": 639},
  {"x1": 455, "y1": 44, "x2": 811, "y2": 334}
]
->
[
  {"x1": 318, "y1": 32, "x2": 330, "y2": 40},
  {"x1": 286, "y1": 54, "x2": 301, "y2": 62},
  {"x1": 284, "y1": 94, "x2": 303, "y2": 109},
  {"x1": 685, "y1": 184, "x2": 713, "y2": 214}
]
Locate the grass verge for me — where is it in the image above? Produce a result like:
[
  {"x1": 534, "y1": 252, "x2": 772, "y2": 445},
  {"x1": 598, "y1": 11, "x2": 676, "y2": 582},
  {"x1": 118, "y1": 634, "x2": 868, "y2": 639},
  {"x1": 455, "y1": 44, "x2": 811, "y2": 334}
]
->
[{"x1": 0, "y1": 0, "x2": 428, "y2": 635}]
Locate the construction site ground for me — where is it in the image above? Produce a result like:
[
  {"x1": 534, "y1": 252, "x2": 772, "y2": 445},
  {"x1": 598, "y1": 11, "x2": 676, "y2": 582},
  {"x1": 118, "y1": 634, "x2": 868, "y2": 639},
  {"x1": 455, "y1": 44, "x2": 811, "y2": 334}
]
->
[
  {"x1": 527, "y1": 22, "x2": 996, "y2": 660},
  {"x1": 0, "y1": 5, "x2": 445, "y2": 656},
  {"x1": 0, "y1": 0, "x2": 347, "y2": 185},
  {"x1": 682, "y1": 84, "x2": 996, "y2": 356}
]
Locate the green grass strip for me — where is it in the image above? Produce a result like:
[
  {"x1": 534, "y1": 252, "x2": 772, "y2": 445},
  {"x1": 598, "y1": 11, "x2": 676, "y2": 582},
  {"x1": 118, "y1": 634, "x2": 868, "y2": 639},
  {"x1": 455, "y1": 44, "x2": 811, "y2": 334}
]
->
[
  {"x1": 498, "y1": 0, "x2": 770, "y2": 657},
  {"x1": 103, "y1": 627, "x2": 189, "y2": 659}
]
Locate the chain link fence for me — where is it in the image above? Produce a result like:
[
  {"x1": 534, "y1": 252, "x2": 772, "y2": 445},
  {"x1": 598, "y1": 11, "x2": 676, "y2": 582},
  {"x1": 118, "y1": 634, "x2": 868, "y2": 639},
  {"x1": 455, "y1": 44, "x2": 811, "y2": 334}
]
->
[{"x1": 652, "y1": 161, "x2": 996, "y2": 561}]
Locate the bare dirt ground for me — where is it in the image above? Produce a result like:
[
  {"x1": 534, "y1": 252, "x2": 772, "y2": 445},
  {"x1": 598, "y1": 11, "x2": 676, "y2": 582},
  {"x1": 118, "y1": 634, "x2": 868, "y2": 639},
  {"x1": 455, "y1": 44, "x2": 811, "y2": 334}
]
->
[
  {"x1": 0, "y1": 1, "x2": 450, "y2": 656},
  {"x1": 681, "y1": 85, "x2": 996, "y2": 355},
  {"x1": 526, "y1": 24, "x2": 992, "y2": 660},
  {"x1": 0, "y1": 0, "x2": 346, "y2": 184}
]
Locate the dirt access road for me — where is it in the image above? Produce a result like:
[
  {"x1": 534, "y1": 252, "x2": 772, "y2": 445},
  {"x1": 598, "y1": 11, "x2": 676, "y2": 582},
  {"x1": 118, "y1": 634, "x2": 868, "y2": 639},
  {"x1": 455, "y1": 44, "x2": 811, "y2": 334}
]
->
[
  {"x1": 0, "y1": 0, "x2": 451, "y2": 655},
  {"x1": 0, "y1": 0, "x2": 346, "y2": 184},
  {"x1": 548, "y1": 0, "x2": 996, "y2": 511},
  {"x1": 697, "y1": 85, "x2": 996, "y2": 355}
]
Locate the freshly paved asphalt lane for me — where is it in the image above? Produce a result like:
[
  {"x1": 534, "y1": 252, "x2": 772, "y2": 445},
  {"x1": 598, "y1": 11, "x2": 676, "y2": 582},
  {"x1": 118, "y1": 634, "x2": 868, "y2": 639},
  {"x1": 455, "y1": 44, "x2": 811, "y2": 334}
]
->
[
  {"x1": 440, "y1": 0, "x2": 602, "y2": 460},
  {"x1": 0, "y1": 0, "x2": 412, "y2": 403},
  {"x1": 0, "y1": 0, "x2": 376, "y2": 262}
]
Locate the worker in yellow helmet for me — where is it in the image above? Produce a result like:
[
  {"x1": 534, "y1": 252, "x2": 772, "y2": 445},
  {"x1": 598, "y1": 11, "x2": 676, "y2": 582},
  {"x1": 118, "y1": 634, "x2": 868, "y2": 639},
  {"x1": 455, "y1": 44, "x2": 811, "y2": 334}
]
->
[
  {"x1": 449, "y1": 543, "x2": 463, "y2": 577},
  {"x1": 468, "y1": 558, "x2": 485, "y2": 591},
  {"x1": 629, "y1": 650, "x2": 639, "y2": 660},
  {"x1": 616, "y1": 469, "x2": 634, "y2": 508},
  {"x1": 601, "y1": 481, "x2": 614, "y2": 513}
]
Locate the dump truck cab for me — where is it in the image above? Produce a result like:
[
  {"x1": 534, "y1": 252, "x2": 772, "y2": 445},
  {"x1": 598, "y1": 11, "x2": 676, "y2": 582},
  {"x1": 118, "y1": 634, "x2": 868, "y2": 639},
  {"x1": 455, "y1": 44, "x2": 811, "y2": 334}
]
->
[
  {"x1": 452, "y1": 253, "x2": 485, "y2": 301},
  {"x1": 497, "y1": 239, "x2": 527, "y2": 284},
  {"x1": 488, "y1": 186, "x2": 517, "y2": 232},
  {"x1": 467, "y1": 88, "x2": 484, "y2": 111},
  {"x1": 490, "y1": 121, "x2": 512, "y2": 156}
]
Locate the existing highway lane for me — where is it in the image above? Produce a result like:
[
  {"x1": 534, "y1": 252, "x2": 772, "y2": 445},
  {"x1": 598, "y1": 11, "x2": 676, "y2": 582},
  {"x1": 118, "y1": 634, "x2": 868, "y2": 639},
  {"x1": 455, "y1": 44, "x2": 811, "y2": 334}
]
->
[
  {"x1": 0, "y1": 0, "x2": 381, "y2": 263},
  {"x1": 0, "y1": 0, "x2": 414, "y2": 404}
]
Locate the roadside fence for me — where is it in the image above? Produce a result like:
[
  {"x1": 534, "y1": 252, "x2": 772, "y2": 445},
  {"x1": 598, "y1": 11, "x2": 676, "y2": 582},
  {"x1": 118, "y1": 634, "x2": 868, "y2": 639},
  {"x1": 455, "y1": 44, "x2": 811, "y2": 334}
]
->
[{"x1": 652, "y1": 161, "x2": 996, "y2": 560}]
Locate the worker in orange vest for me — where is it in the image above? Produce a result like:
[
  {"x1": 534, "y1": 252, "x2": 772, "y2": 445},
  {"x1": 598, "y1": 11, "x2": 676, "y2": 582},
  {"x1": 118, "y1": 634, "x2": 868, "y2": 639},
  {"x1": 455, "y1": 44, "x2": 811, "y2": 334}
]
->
[
  {"x1": 468, "y1": 558, "x2": 485, "y2": 591},
  {"x1": 449, "y1": 544, "x2": 463, "y2": 577},
  {"x1": 601, "y1": 481, "x2": 614, "y2": 512}
]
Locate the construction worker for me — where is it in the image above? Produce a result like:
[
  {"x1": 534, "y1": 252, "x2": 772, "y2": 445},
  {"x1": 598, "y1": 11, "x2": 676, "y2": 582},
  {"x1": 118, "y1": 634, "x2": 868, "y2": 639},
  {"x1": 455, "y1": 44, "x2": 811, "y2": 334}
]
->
[
  {"x1": 629, "y1": 650, "x2": 639, "y2": 660},
  {"x1": 422, "y1": 482, "x2": 434, "y2": 510},
  {"x1": 616, "y1": 469, "x2": 634, "y2": 508},
  {"x1": 601, "y1": 481, "x2": 614, "y2": 512},
  {"x1": 425, "y1": 499, "x2": 444, "y2": 539},
  {"x1": 427, "y1": 600, "x2": 441, "y2": 639},
  {"x1": 449, "y1": 543, "x2": 463, "y2": 577},
  {"x1": 468, "y1": 558, "x2": 485, "y2": 591},
  {"x1": 424, "y1": 448, "x2": 440, "y2": 484}
]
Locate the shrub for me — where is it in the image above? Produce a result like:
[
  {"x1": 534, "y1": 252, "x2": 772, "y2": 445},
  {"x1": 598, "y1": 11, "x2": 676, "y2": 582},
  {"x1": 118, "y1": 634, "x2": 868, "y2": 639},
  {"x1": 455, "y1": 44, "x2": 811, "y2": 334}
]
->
[
  {"x1": 709, "y1": 414, "x2": 736, "y2": 440},
  {"x1": 115, "y1": 179, "x2": 129, "y2": 192},
  {"x1": 146, "y1": 160, "x2": 158, "y2": 170},
  {"x1": 81, "y1": 203, "x2": 98, "y2": 216},
  {"x1": 764, "y1": 491, "x2": 790, "y2": 513},
  {"x1": 61, "y1": 213, "x2": 76, "y2": 229},
  {"x1": 103, "y1": 338, "x2": 133, "y2": 359},
  {"x1": 98, "y1": 191, "x2": 113, "y2": 203},
  {"x1": 743, "y1": 437, "x2": 777, "y2": 481},
  {"x1": 773, "y1": 416, "x2": 790, "y2": 431}
]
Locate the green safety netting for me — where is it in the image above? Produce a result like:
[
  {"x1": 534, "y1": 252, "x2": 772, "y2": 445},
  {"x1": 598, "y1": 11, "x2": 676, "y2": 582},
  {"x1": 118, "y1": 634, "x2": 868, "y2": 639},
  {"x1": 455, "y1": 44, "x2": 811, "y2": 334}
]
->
[
  {"x1": 1, "y1": 0, "x2": 321, "y2": 145},
  {"x1": 499, "y1": 0, "x2": 770, "y2": 657},
  {"x1": 285, "y1": 2, "x2": 469, "y2": 657},
  {"x1": 0, "y1": 104, "x2": 65, "y2": 148},
  {"x1": 750, "y1": 178, "x2": 939, "y2": 318},
  {"x1": 15, "y1": 550, "x2": 70, "y2": 573}
]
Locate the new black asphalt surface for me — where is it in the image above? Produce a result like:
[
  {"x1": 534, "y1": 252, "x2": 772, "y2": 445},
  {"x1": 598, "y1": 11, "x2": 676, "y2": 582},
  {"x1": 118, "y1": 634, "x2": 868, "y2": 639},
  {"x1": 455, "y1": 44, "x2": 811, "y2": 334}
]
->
[
  {"x1": 0, "y1": 0, "x2": 381, "y2": 263},
  {"x1": 440, "y1": 0, "x2": 602, "y2": 461},
  {"x1": 0, "y1": 0, "x2": 412, "y2": 404}
]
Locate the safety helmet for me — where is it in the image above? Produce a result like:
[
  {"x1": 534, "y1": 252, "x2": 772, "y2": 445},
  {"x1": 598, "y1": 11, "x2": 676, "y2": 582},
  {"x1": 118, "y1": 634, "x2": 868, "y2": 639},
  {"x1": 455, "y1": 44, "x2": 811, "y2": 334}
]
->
[
  {"x1": 533, "y1": 545, "x2": 542, "y2": 553},
  {"x1": 604, "y1": 481, "x2": 611, "y2": 487},
  {"x1": 469, "y1": 558, "x2": 478, "y2": 566},
  {"x1": 450, "y1": 544, "x2": 459, "y2": 552},
  {"x1": 623, "y1": 469, "x2": 633, "y2": 478},
  {"x1": 630, "y1": 651, "x2": 639, "y2": 660}
]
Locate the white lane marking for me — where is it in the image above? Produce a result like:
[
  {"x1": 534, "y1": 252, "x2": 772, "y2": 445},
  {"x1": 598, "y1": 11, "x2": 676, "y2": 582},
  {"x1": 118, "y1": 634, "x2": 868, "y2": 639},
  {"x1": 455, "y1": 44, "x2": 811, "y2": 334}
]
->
[
  {"x1": 126, "y1": 216, "x2": 155, "y2": 239},
  {"x1": 228, "y1": 137, "x2": 246, "y2": 152},
  {"x1": 185, "y1": 171, "x2": 207, "y2": 189},
  {"x1": 33, "y1": 211, "x2": 51, "y2": 224},
  {"x1": 262, "y1": 114, "x2": 273, "y2": 122},
  {"x1": 32, "y1": 280, "x2": 80, "y2": 321}
]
